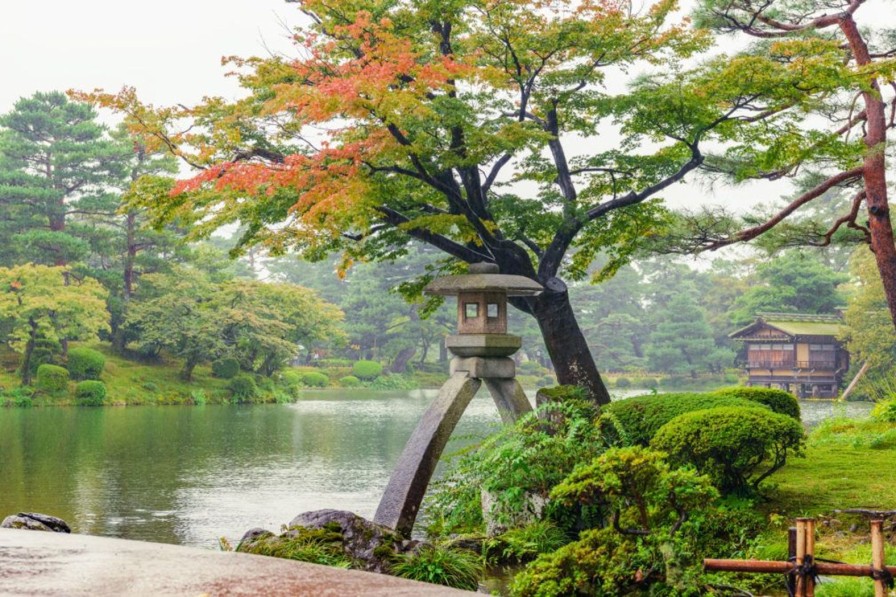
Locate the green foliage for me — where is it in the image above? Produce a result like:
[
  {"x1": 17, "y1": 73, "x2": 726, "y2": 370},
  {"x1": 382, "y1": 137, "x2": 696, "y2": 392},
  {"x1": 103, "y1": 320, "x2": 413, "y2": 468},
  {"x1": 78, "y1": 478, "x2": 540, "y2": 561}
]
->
[
  {"x1": 483, "y1": 521, "x2": 568, "y2": 565},
  {"x1": 339, "y1": 375, "x2": 361, "y2": 387},
  {"x1": 35, "y1": 364, "x2": 69, "y2": 393},
  {"x1": 597, "y1": 392, "x2": 769, "y2": 446},
  {"x1": 711, "y1": 386, "x2": 801, "y2": 420},
  {"x1": 279, "y1": 369, "x2": 302, "y2": 389},
  {"x1": 66, "y1": 347, "x2": 105, "y2": 381},
  {"x1": 390, "y1": 545, "x2": 482, "y2": 591},
  {"x1": 368, "y1": 374, "x2": 416, "y2": 390},
  {"x1": 651, "y1": 407, "x2": 805, "y2": 494},
  {"x1": 515, "y1": 447, "x2": 718, "y2": 596},
  {"x1": 1, "y1": 386, "x2": 33, "y2": 407},
  {"x1": 228, "y1": 374, "x2": 258, "y2": 402},
  {"x1": 300, "y1": 371, "x2": 329, "y2": 387},
  {"x1": 211, "y1": 357, "x2": 240, "y2": 379},
  {"x1": 427, "y1": 399, "x2": 603, "y2": 536},
  {"x1": 871, "y1": 399, "x2": 896, "y2": 423},
  {"x1": 74, "y1": 380, "x2": 107, "y2": 406},
  {"x1": 352, "y1": 360, "x2": 383, "y2": 380},
  {"x1": 237, "y1": 527, "x2": 352, "y2": 568},
  {"x1": 615, "y1": 377, "x2": 630, "y2": 388}
]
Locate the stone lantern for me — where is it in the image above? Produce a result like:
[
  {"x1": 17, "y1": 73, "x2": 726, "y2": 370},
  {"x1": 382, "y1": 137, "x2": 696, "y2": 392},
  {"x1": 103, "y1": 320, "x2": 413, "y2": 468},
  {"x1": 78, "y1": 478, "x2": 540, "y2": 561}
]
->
[{"x1": 374, "y1": 262, "x2": 543, "y2": 537}]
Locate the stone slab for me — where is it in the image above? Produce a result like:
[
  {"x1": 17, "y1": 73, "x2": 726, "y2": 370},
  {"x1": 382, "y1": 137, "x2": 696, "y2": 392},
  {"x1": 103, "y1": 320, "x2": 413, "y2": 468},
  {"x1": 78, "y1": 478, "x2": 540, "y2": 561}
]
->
[
  {"x1": 0, "y1": 528, "x2": 472, "y2": 596},
  {"x1": 445, "y1": 334, "x2": 521, "y2": 357},
  {"x1": 449, "y1": 356, "x2": 516, "y2": 379}
]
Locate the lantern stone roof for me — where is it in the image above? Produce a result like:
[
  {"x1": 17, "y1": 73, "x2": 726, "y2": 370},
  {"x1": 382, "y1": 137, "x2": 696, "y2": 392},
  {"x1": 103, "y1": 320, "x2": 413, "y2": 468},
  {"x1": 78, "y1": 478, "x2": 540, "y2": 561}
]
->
[{"x1": 423, "y1": 262, "x2": 543, "y2": 297}]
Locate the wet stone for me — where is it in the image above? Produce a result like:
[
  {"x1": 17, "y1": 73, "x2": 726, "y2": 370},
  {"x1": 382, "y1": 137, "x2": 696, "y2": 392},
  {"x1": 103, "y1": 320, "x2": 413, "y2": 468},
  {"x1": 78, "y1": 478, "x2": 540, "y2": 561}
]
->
[{"x1": 1, "y1": 513, "x2": 71, "y2": 533}]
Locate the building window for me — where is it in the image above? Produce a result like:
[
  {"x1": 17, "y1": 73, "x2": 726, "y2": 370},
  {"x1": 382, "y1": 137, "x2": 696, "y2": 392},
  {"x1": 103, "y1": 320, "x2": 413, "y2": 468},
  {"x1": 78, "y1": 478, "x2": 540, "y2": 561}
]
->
[
  {"x1": 747, "y1": 343, "x2": 794, "y2": 368},
  {"x1": 464, "y1": 303, "x2": 479, "y2": 319},
  {"x1": 808, "y1": 343, "x2": 835, "y2": 368},
  {"x1": 487, "y1": 303, "x2": 499, "y2": 319}
]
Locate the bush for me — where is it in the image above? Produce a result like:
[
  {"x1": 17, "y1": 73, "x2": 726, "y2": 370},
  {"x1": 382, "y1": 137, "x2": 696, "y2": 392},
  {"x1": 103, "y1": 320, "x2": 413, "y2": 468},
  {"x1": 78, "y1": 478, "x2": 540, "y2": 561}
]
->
[
  {"x1": 614, "y1": 377, "x2": 631, "y2": 388},
  {"x1": 598, "y1": 392, "x2": 768, "y2": 446},
  {"x1": 300, "y1": 371, "x2": 330, "y2": 387},
  {"x1": 518, "y1": 360, "x2": 547, "y2": 375},
  {"x1": 211, "y1": 357, "x2": 241, "y2": 379},
  {"x1": 36, "y1": 364, "x2": 69, "y2": 393},
  {"x1": 280, "y1": 370, "x2": 302, "y2": 389},
  {"x1": 339, "y1": 375, "x2": 361, "y2": 387},
  {"x1": 317, "y1": 358, "x2": 353, "y2": 368},
  {"x1": 390, "y1": 545, "x2": 483, "y2": 591},
  {"x1": 66, "y1": 347, "x2": 105, "y2": 380},
  {"x1": 26, "y1": 337, "x2": 62, "y2": 375},
  {"x1": 75, "y1": 380, "x2": 106, "y2": 406},
  {"x1": 710, "y1": 386, "x2": 801, "y2": 421},
  {"x1": 352, "y1": 359, "x2": 383, "y2": 380},
  {"x1": 871, "y1": 399, "x2": 896, "y2": 423},
  {"x1": 228, "y1": 374, "x2": 258, "y2": 402},
  {"x1": 651, "y1": 406, "x2": 805, "y2": 494}
]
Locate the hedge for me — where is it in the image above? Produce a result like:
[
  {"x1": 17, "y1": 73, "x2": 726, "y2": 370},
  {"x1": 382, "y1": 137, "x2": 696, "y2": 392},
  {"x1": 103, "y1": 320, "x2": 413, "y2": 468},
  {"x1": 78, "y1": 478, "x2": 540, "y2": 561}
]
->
[
  {"x1": 710, "y1": 387, "x2": 801, "y2": 421},
  {"x1": 598, "y1": 392, "x2": 767, "y2": 446},
  {"x1": 211, "y1": 357, "x2": 241, "y2": 379},
  {"x1": 651, "y1": 406, "x2": 804, "y2": 494},
  {"x1": 300, "y1": 371, "x2": 330, "y2": 387},
  {"x1": 352, "y1": 360, "x2": 383, "y2": 380},
  {"x1": 228, "y1": 374, "x2": 258, "y2": 402},
  {"x1": 339, "y1": 375, "x2": 361, "y2": 387},
  {"x1": 75, "y1": 380, "x2": 107, "y2": 406},
  {"x1": 67, "y1": 347, "x2": 105, "y2": 380},
  {"x1": 36, "y1": 364, "x2": 69, "y2": 393}
]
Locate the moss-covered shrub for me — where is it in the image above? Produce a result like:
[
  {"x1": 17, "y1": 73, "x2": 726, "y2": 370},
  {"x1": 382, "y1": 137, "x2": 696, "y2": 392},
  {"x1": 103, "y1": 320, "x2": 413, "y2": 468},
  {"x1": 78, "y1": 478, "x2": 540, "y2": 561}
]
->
[
  {"x1": 36, "y1": 364, "x2": 69, "y2": 393},
  {"x1": 352, "y1": 359, "x2": 383, "y2": 380},
  {"x1": 237, "y1": 526, "x2": 352, "y2": 568},
  {"x1": 598, "y1": 392, "x2": 767, "y2": 446},
  {"x1": 211, "y1": 357, "x2": 240, "y2": 379},
  {"x1": 66, "y1": 347, "x2": 105, "y2": 380},
  {"x1": 651, "y1": 406, "x2": 805, "y2": 494},
  {"x1": 339, "y1": 375, "x2": 361, "y2": 387},
  {"x1": 75, "y1": 380, "x2": 107, "y2": 406},
  {"x1": 710, "y1": 386, "x2": 800, "y2": 421},
  {"x1": 300, "y1": 371, "x2": 330, "y2": 387},
  {"x1": 228, "y1": 374, "x2": 258, "y2": 402}
]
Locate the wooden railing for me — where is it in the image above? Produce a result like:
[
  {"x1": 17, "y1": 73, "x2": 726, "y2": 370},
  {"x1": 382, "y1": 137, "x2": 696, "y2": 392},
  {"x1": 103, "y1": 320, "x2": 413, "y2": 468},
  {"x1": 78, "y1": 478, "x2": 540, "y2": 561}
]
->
[{"x1": 747, "y1": 360, "x2": 837, "y2": 369}]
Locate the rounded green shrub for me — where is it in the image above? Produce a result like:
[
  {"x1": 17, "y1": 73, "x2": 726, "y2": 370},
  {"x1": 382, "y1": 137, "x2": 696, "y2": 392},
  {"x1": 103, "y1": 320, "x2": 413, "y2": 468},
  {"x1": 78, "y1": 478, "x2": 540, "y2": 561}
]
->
[
  {"x1": 75, "y1": 380, "x2": 107, "y2": 406},
  {"x1": 614, "y1": 377, "x2": 631, "y2": 388},
  {"x1": 598, "y1": 392, "x2": 768, "y2": 446},
  {"x1": 351, "y1": 359, "x2": 383, "y2": 380},
  {"x1": 300, "y1": 371, "x2": 330, "y2": 387},
  {"x1": 66, "y1": 347, "x2": 105, "y2": 380},
  {"x1": 228, "y1": 374, "x2": 258, "y2": 402},
  {"x1": 280, "y1": 370, "x2": 302, "y2": 389},
  {"x1": 211, "y1": 357, "x2": 240, "y2": 379},
  {"x1": 36, "y1": 364, "x2": 69, "y2": 393},
  {"x1": 710, "y1": 386, "x2": 800, "y2": 421},
  {"x1": 651, "y1": 406, "x2": 805, "y2": 494},
  {"x1": 339, "y1": 375, "x2": 361, "y2": 387}
]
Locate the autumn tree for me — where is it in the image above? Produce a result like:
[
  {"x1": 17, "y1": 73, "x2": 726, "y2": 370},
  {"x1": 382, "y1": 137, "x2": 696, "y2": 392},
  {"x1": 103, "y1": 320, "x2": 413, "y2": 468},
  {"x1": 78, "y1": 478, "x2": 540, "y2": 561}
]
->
[
  {"x1": 87, "y1": 0, "x2": 820, "y2": 404},
  {"x1": 0, "y1": 265, "x2": 109, "y2": 384},
  {"x1": 676, "y1": 0, "x2": 896, "y2": 329}
]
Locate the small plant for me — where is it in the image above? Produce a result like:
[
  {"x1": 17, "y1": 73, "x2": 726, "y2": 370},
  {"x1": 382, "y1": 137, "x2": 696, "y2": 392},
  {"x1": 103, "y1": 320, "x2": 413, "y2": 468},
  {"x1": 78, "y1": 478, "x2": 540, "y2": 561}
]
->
[
  {"x1": 66, "y1": 347, "x2": 105, "y2": 380},
  {"x1": 190, "y1": 389, "x2": 207, "y2": 406},
  {"x1": 871, "y1": 399, "x2": 896, "y2": 423},
  {"x1": 211, "y1": 357, "x2": 240, "y2": 379},
  {"x1": 352, "y1": 359, "x2": 383, "y2": 380},
  {"x1": 484, "y1": 521, "x2": 568, "y2": 564},
  {"x1": 36, "y1": 364, "x2": 69, "y2": 393},
  {"x1": 300, "y1": 371, "x2": 330, "y2": 387},
  {"x1": 339, "y1": 375, "x2": 361, "y2": 387},
  {"x1": 228, "y1": 374, "x2": 258, "y2": 402},
  {"x1": 390, "y1": 545, "x2": 483, "y2": 591},
  {"x1": 75, "y1": 380, "x2": 106, "y2": 406}
]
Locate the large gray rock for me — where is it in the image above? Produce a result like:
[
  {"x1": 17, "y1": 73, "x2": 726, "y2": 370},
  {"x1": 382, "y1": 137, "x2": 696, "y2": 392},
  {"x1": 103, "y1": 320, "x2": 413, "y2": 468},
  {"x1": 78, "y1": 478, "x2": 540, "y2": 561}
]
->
[{"x1": 1, "y1": 512, "x2": 71, "y2": 533}]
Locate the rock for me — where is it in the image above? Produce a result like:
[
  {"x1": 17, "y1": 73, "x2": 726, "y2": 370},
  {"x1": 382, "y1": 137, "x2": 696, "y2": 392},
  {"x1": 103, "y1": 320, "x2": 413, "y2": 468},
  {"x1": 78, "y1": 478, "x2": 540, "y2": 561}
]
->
[
  {"x1": 236, "y1": 527, "x2": 273, "y2": 550},
  {"x1": 1, "y1": 512, "x2": 71, "y2": 533},
  {"x1": 288, "y1": 509, "x2": 406, "y2": 573}
]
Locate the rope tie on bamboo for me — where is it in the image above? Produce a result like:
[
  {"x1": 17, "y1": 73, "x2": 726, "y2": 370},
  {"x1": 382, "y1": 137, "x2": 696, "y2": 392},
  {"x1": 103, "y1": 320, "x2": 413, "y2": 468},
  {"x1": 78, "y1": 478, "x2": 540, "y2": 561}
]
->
[
  {"x1": 787, "y1": 554, "x2": 819, "y2": 590},
  {"x1": 871, "y1": 566, "x2": 895, "y2": 588}
]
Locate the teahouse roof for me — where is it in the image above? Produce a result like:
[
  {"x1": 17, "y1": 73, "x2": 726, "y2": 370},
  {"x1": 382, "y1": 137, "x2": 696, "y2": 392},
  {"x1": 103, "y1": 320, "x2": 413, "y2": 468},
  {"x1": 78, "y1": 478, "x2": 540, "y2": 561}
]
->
[
  {"x1": 729, "y1": 312, "x2": 845, "y2": 340},
  {"x1": 423, "y1": 262, "x2": 544, "y2": 297}
]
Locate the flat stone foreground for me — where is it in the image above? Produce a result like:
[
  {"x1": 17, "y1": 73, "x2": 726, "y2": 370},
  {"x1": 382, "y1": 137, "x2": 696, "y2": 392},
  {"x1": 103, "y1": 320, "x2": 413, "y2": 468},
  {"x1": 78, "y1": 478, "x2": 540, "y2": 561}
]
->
[{"x1": 0, "y1": 529, "x2": 473, "y2": 596}]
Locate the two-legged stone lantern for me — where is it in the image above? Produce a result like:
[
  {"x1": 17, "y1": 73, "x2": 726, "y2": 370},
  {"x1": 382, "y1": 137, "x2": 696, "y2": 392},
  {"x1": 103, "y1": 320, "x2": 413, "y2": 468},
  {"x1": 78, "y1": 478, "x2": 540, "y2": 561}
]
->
[{"x1": 374, "y1": 262, "x2": 543, "y2": 537}]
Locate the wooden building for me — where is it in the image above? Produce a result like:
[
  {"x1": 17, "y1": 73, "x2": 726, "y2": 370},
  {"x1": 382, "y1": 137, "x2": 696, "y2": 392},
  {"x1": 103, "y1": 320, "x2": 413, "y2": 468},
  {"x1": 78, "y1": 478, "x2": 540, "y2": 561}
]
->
[{"x1": 729, "y1": 313, "x2": 849, "y2": 398}]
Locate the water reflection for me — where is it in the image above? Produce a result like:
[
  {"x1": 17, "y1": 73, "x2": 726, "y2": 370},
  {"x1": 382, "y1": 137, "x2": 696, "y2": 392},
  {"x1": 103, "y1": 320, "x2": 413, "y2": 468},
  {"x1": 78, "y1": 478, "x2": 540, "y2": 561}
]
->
[{"x1": 0, "y1": 391, "x2": 871, "y2": 549}]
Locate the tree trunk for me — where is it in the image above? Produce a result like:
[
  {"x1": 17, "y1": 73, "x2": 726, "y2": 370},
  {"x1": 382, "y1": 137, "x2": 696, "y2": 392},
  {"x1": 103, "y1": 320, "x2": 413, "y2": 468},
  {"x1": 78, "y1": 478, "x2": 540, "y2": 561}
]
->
[
  {"x1": 20, "y1": 319, "x2": 38, "y2": 385},
  {"x1": 529, "y1": 278, "x2": 611, "y2": 406},
  {"x1": 180, "y1": 359, "x2": 197, "y2": 381},
  {"x1": 390, "y1": 346, "x2": 416, "y2": 373}
]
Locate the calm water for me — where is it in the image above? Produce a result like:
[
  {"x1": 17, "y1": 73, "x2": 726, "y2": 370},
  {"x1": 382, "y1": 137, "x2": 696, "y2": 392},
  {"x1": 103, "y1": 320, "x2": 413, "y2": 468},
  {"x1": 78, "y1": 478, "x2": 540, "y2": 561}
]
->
[{"x1": 0, "y1": 390, "x2": 871, "y2": 549}]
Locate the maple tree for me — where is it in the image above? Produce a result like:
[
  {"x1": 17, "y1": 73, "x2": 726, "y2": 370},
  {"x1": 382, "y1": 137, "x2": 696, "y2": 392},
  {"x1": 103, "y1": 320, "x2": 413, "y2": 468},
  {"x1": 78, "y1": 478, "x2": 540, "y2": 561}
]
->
[{"x1": 81, "y1": 0, "x2": 828, "y2": 403}]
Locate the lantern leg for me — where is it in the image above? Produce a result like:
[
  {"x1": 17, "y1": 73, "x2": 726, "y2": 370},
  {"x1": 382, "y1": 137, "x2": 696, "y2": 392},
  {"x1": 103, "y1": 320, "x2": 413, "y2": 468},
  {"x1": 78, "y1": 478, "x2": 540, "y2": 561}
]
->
[
  {"x1": 483, "y1": 378, "x2": 533, "y2": 423},
  {"x1": 374, "y1": 372, "x2": 482, "y2": 537}
]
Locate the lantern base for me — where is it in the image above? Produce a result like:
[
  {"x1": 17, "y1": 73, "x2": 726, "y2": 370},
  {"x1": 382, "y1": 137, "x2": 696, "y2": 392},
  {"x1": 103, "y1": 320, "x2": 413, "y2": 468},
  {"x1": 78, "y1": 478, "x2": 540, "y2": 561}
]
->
[{"x1": 445, "y1": 333, "x2": 521, "y2": 357}]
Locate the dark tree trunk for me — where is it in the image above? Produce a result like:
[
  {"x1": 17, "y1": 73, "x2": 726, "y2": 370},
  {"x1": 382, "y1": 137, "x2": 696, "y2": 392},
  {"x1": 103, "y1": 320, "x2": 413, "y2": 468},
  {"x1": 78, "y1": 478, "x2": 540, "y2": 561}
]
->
[
  {"x1": 528, "y1": 278, "x2": 611, "y2": 406},
  {"x1": 180, "y1": 359, "x2": 197, "y2": 381},
  {"x1": 390, "y1": 346, "x2": 416, "y2": 373},
  {"x1": 20, "y1": 318, "x2": 38, "y2": 385}
]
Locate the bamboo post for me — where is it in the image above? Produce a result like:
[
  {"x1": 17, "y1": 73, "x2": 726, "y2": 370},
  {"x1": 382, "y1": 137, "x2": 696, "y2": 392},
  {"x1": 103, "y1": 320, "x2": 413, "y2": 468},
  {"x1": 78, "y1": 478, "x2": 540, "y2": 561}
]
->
[
  {"x1": 871, "y1": 519, "x2": 886, "y2": 597},
  {"x1": 788, "y1": 527, "x2": 797, "y2": 596},
  {"x1": 796, "y1": 519, "x2": 807, "y2": 596},
  {"x1": 806, "y1": 518, "x2": 816, "y2": 597}
]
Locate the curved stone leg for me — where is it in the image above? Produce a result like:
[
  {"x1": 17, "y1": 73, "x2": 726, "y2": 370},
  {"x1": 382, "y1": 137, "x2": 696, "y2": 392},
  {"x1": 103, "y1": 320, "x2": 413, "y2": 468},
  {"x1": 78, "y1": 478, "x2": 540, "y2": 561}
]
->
[
  {"x1": 374, "y1": 372, "x2": 482, "y2": 537},
  {"x1": 483, "y1": 378, "x2": 533, "y2": 423}
]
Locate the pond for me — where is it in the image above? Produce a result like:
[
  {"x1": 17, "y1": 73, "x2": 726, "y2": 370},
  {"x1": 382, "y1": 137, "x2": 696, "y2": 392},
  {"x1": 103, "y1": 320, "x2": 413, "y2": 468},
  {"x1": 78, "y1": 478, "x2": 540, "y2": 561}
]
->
[{"x1": 0, "y1": 390, "x2": 872, "y2": 550}]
